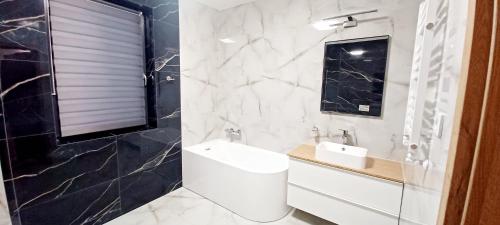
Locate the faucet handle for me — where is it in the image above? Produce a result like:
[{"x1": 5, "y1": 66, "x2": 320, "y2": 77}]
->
[
  {"x1": 225, "y1": 128, "x2": 234, "y2": 133},
  {"x1": 225, "y1": 128, "x2": 241, "y2": 135}
]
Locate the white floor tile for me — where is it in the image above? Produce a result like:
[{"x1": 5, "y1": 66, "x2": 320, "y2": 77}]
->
[{"x1": 105, "y1": 188, "x2": 335, "y2": 225}]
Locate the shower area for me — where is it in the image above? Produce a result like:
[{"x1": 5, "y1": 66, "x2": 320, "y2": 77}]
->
[{"x1": 400, "y1": 0, "x2": 470, "y2": 224}]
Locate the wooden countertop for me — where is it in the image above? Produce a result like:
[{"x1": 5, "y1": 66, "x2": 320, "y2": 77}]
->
[{"x1": 288, "y1": 145, "x2": 404, "y2": 183}]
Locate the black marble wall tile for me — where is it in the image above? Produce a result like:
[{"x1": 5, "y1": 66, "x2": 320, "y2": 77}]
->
[
  {"x1": 146, "y1": 71, "x2": 159, "y2": 126},
  {"x1": 5, "y1": 134, "x2": 56, "y2": 179},
  {"x1": 4, "y1": 181, "x2": 23, "y2": 225},
  {"x1": 119, "y1": 156, "x2": 181, "y2": 214},
  {"x1": 0, "y1": 0, "x2": 49, "y2": 62},
  {"x1": 9, "y1": 136, "x2": 118, "y2": 209},
  {"x1": 10, "y1": 212, "x2": 22, "y2": 225},
  {"x1": 125, "y1": 0, "x2": 147, "y2": 6},
  {"x1": 150, "y1": 0, "x2": 179, "y2": 26},
  {"x1": 153, "y1": 21, "x2": 180, "y2": 72},
  {"x1": 0, "y1": 0, "x2": 181, "y2": 224},
  {"x1": 19, "y1": 180, "x2": 121, "y2": 225},
  {"x1": 0, "y1": 0, "x2": 45, "y2": 27},
  {"x1": 3, "y1": 93, "x2": 54, "y2": 138},
  {"x1": 3, "y1": 180, "x2": 18, "y2": 215},
  {"x1": 0, "y1": 140, "x2": 10, "y2": 179},
  {"x1": 0, "y1": 102, "x2": 5, "y2": 140},
  {"x1": 0, "y1": 0, "x2": 54, "y2": 139},
  {"x1": 117, "y1": 128, "x2": 181, "y2": 177},
  {"x1": 157, "y1": 68, "x2": 181, "y2": 128},
  {"x1": 0, "y1": 60, "x2": 51, "y2": 102},
  {"x1": 0, "y1": 117, "x2": 5, "y2": 141}
]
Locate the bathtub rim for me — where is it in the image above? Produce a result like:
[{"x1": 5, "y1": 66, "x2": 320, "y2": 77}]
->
[{"x1": 183, "y1": 139, "x2": 289, "y2": 175}]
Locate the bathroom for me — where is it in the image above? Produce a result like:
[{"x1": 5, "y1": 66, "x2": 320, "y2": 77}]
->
[{"x1": 1, "y1": 0, "x2": 499, "y2": 224}]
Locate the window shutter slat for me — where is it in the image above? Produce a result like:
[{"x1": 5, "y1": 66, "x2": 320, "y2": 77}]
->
[{"x1": 50, "y1": 0, "x2": 146, "y2": 137}]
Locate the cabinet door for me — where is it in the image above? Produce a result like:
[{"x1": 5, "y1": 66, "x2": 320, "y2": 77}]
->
[
  {"x1": 288, "y1": 159, "x2": 403, "y2": 216},
  {"x1": 287, "y1": 184, "x2": 399, "y2": 225}
]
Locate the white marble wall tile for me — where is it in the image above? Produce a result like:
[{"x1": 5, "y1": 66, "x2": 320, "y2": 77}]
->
[
  {"x1": 180, "y1": 0, "x2": 226, "y2": 147},
  {"x1": 181, "y1": 0, "x2": 420, "y2": 160}
]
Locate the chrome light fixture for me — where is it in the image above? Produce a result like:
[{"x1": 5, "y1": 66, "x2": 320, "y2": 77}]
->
[
  {"x1": 342, "y1": 16, "x2": 358, "y2": 28},
  {"x1": 313, "y1": 9, "x2": 378, "y2": 30}
]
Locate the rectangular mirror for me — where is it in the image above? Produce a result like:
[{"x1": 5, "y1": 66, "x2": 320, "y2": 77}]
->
[{"x1": 320, "y1": 36, "x2": 390, "y2": 117}]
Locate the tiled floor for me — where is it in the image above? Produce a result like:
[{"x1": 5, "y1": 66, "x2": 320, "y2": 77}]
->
[{"x1": 106, "y1": 187, "x2": 335, "y2": 225}]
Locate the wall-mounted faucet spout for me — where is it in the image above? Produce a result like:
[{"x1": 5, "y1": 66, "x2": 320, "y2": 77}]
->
[{"x1": 225, "y1": 128, "x2": 242, "y2": 142}]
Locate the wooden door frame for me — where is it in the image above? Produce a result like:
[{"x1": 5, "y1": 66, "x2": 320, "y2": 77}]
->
[
  {"x1": 439, "y1": 0, "x2": 499, "y2": 224},
  {"x1": 461, "y1": 0, "x2": 500, "y2": 223}
]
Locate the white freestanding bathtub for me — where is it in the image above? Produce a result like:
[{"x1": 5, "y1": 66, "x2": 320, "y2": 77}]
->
[{"x1": 182, "y1": 139, "x2": 291, "y2": 222}]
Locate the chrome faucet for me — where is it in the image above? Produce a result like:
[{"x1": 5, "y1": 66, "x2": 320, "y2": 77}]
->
[
  {"x1": 339, "y1": 129, "x2": 353, "y2": 146},
  {"x1": 312, "y1": 126, "x2": 320, "y2": 144},
  {"x1": 225, "y1": 128, "x2": 241, "y2": 142}
]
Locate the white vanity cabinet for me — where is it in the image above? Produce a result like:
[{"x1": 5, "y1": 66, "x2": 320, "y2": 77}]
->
[{"x1": 287, "y1": 145, "x2": 404, "y2": 225}]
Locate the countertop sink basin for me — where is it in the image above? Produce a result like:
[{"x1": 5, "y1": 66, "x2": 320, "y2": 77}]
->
[{"x1": 315, "y1": 141, "x2": 368, "y2": 169}]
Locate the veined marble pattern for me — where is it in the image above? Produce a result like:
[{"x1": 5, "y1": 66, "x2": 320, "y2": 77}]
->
[
  {"x1": 0, "y1": 0, "x2": 182, "y2": 224},
  {"x1": 180, "y1": 0, "x2": 226, "y2": 146},
  {"x1": 181, "y1": 0, "x2": 420, "y2": 160},
  {"x1": 105, "y1": 187, "x2": 335, "y2": 225},
  {"x1": 321, "y1": 36, "x2": 389, "y2": 116}
]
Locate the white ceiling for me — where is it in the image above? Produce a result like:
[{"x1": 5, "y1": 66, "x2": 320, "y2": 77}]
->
[{"x1": 195, "y1": 0, "x2": 257, "y2": 11}]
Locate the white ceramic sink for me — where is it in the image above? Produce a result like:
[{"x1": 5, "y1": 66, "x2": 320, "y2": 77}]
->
[{"x1": 315, "y1": 141, "x2": 368, "y2": 169}]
